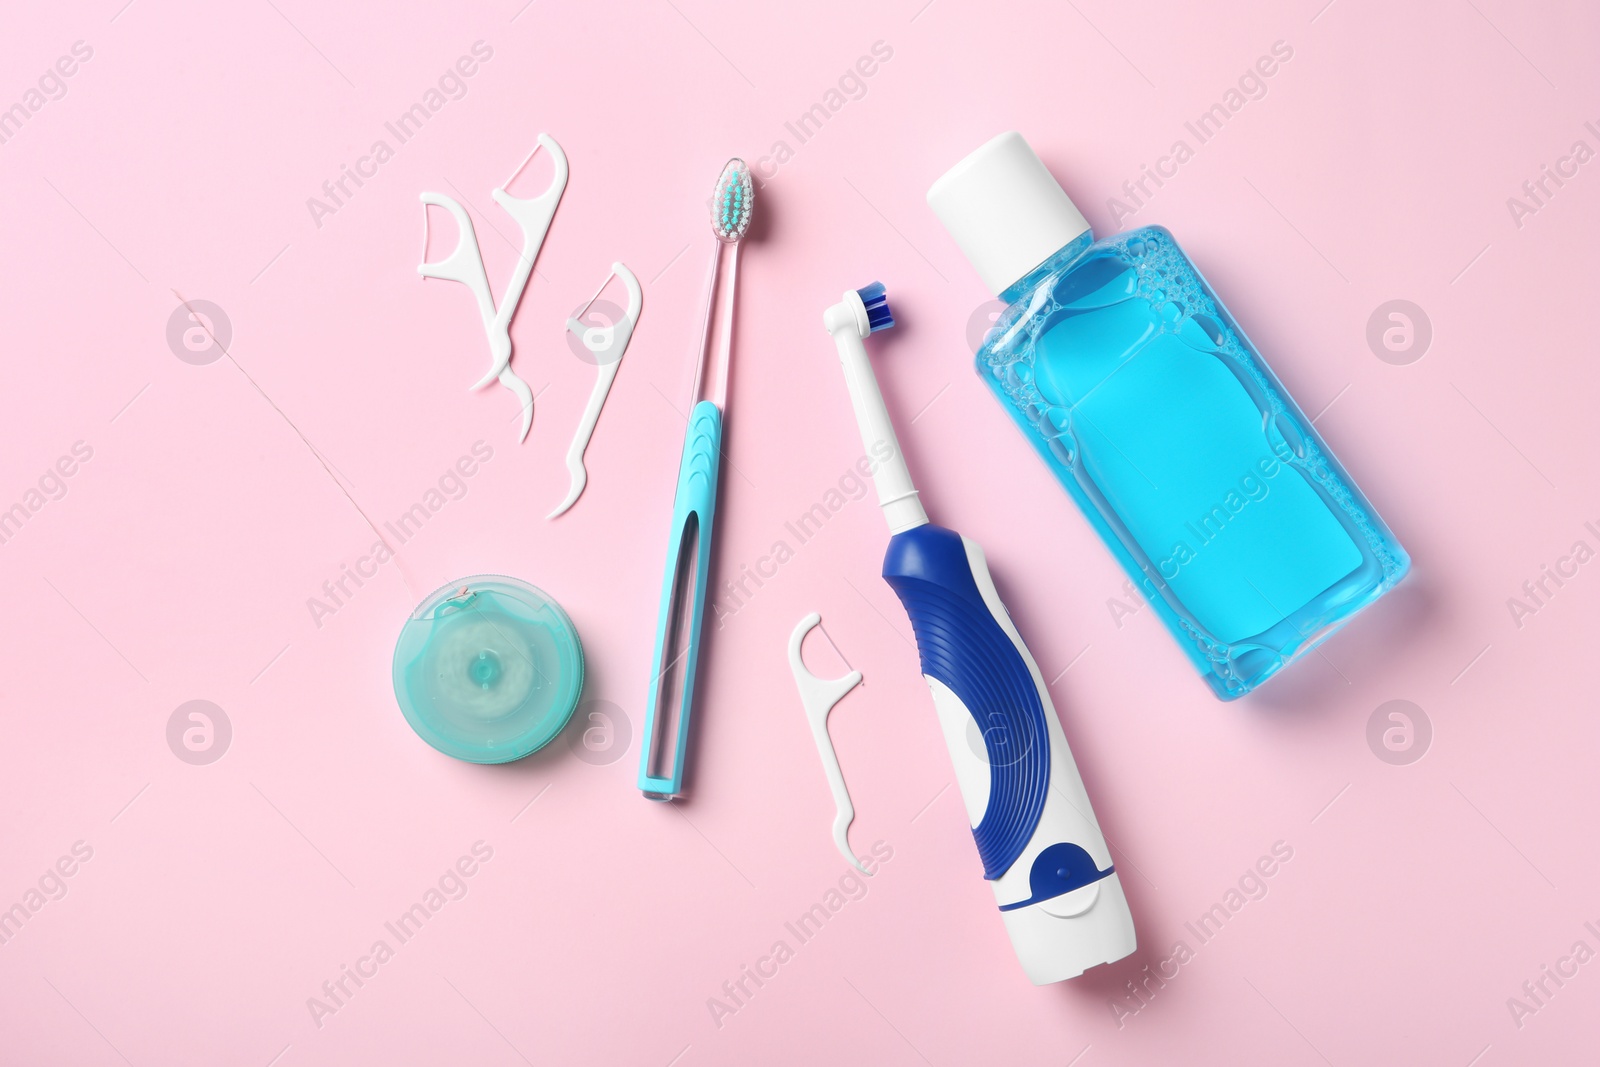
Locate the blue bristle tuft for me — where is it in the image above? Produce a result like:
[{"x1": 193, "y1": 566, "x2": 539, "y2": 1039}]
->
[
  {"x1": 711, "y1": 159, "x2": 753, "y2": 242},
  {"x1": 856, "y1": 281, "x2": 894, "y2": 333}
]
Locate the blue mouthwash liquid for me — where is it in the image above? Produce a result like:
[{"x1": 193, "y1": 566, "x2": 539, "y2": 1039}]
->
[{"x1": 930, "y1": 134, "x2": 1408, "y2": 698}]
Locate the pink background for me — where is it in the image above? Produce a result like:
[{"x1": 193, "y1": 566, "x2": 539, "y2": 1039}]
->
[{"x1": 3, "y1": 0, "x2": 1598, "y2": 1063}]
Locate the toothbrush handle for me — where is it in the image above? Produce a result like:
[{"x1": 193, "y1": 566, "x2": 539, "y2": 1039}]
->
[
  {"x1": 882, "y1": 523, "x2": 1135, "y2": 981},
  {"x1": 639, "y1": 400, "x2": 724, "y2": 797}
]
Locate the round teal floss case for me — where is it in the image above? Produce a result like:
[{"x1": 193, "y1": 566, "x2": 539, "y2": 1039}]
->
[{"x1": 393, "y1": 575, "x2": 584, "y2": 763}]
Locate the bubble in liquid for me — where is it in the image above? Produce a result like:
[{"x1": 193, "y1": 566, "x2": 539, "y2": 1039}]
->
[{"x1": 1192, "y1": 315, "x2": 1226, "y2": 345}]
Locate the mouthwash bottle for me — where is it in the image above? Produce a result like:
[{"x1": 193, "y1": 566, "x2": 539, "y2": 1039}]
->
[{"x1": 927, "y1": 132, "x2": 1408, "y2": 699}]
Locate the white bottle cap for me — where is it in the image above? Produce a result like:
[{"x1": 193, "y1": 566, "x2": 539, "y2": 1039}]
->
[{"x1": 927, "y1": 131, "x2": 1091, "y2": 297}]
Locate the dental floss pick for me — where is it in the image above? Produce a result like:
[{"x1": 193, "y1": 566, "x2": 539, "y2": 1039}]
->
[
  {"x1": 549, "y1": 262, "x2": 642, "y2": 519},
  {"x1": 418, "y1": 192, "x2": 538, "y2": 441},
  {"x1": 473, "y1": 134, "x2": 569, "y2": 390},
  {"x1": 417, "y1": 134, "x2": 568, "y2": 442},
  {"x1": 787, "y1": 612, "x2": 867, "y2": 874}
]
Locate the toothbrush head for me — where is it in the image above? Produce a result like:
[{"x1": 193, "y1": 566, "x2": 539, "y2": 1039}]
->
[
  {"x1": 711, "y1": 159, "x2": 753, "y2": 243},
  {"x1": 856, "y1": 282, "x2": 895, "y2": 333}
]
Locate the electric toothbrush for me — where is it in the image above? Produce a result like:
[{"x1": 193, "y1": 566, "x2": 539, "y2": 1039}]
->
[{"x1": 823, "y1": 283, "x2": 1136, "y2": 984}]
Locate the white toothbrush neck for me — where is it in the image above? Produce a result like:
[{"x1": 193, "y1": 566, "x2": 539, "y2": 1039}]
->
[{"x1": 825, "y1": 293, "x2": 928, "y2": 534}]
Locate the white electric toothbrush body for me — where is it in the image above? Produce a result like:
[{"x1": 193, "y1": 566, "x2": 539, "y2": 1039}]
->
[{"x1": 823, "y1": 283, "x2": 1136, "y2": 984}]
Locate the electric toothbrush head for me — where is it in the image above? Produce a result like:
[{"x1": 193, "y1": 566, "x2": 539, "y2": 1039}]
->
[
  {"x1": 823, "y1": 281, "x2": 895, "y2": 341},
  {"x1": 856, "y1": 281, "x2": 895, "y2": 333}
]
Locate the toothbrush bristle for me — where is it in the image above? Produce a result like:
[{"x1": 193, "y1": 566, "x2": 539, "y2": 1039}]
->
[
  {"x1": 856, "y1": 281, "x2": 894, "y2": 333},
  {"x1": 711, "y1": 159, "x2": 753, "y2": 242}
]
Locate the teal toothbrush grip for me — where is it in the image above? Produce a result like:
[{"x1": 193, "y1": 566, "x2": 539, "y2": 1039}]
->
[{"x1": 639, "y1": 399, "x2": 724, "y2": 797}]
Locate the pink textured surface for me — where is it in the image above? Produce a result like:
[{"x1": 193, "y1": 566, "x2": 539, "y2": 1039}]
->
[{"x1": 3, "y1": 0, "x2": 1597, "y2": 1063}]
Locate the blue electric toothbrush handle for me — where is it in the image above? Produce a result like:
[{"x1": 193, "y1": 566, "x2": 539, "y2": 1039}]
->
[
  {"x1": 639, "y1": 399, "x2": 724, "y2": 798},
  {"x1": 881, "y1": 523, "x2": 1061, "y2": 876},
  {"x1": 883, "y1": 522, "x2": 1135, "y2": 982},
  {"x1": 883, "y1": 523, "x2": 1122, "y2": 893}
]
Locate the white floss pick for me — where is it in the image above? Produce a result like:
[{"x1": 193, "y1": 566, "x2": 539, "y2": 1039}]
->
[
  {"x1": 549, "y1": 262, "x2": 642, "y2": 519},
  {"x1": 787, "y1": 612, "x2": 868, "y2": 873}
]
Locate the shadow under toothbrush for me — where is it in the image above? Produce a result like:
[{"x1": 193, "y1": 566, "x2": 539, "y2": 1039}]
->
[{"x1": 741, "y1": 171, "x2": 776, "y2": 246}]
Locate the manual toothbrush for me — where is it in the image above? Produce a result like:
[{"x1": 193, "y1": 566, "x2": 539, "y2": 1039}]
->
[{"x1": 638, "y1": 160, "x2": 753, "y2": 800}]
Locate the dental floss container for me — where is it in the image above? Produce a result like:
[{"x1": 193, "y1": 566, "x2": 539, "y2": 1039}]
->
[{"x1": 392, "y1": 575, "x2": 584, "y2": 763}]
